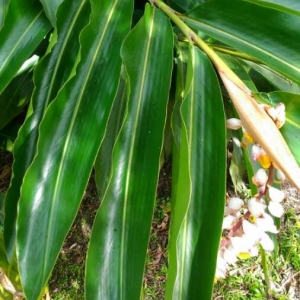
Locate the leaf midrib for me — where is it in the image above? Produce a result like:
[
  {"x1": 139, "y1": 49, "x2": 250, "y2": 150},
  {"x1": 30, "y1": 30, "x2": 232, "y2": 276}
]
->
[
  {"x1": 42, "y1": 0, "x2": 119, "y2": 284},
  {"x1": 120, "y1": 9, "x2": 156, "y2": 300}
]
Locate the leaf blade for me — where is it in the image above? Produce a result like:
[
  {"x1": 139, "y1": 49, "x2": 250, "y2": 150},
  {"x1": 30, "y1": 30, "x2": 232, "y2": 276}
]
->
[
  {"x1": 184, "y1": 0, "x2": 300, "y2": 84},
  {"x1": 0, "y1": 0, "x2": 51, "y2": 93},
  {"x1": 86, "y1": 5, "x2": 173, "y2": 299},
  {"x1": 4, "y1": 0, "x2": 90, "y2": 261},
  {"x1": 16, "y1": 0, "x2": 133, "y2": 298},
  {"x1": 167, "y1": 45, "x2": 226, "y2": 299}
]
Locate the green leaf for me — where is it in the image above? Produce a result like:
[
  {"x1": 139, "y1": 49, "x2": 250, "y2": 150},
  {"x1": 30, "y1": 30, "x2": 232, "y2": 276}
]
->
[
  {"x1": 4, "y1": 0, "x2": 90, "y2": 261},
  {"x1": 246, "y1": 61, "x2": 300, "y2": 93},
  {"x1": 255, "y1": 92, "x2": 300, "y2": 165},
  {"x1": 0, "y1": 70, "x2": 34, "y2": 130},
  {"x1": 0, "y1": 0, "x2": 51, "y2": 94},
  {"x1": 94, "y1": 71, "x2": 127, "y2": 200},
  {"x1": 86, "y1": 5, "x2": 173, "y2": 299},
  {"x1": 39, "y1": 0, "x2": 64, "y2": 26},
  {"x1": 184, "y1": 0, "x2": 300, "y2": 84},
  {"x1": 16, "y1": 0, "x2": 133, "y2": 298},
  {"x1": 171, "y1": 0, "x2": 205, "y2": 12},
  {"x1": 0, "y1": 121, "x2": 19, "y2": 151},
  {"x1": 166, "y1": 45, "x2": 226, "y2": 299},
  {"x1": 245, "y1": 0, "x2": 300, "y2": 15},
  {"x1": 0, "y1": 0, "x2": 9, "y2": 29}
]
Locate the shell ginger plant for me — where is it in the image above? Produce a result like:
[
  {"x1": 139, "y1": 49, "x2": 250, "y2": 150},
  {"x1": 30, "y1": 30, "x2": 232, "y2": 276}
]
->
[{"x1": 0, "y1": 0, "x2": 300, "y2": 299}]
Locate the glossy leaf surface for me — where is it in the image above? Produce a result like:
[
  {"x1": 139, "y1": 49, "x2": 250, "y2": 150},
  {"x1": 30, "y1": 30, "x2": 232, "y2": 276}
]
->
[
  {"x1": 0, "y1": 0, "x2": 51, "y2": 93},
  {"x1": 94, "y1": 71, "x2": 127, "y2": 200},
  {"x1": 166, "y1": 45, "x2": 226, "y2": 299},
  {"x1": 39, "y1": 0, "x2": 64, "y2": 26},
  {"x1": 184, "y1": 0, "x2": 300, "y2": 84},
  {"x1": 171, "y1": 0, "x2": 204, "y2": 12},
  {"x1": 86, "y1": 5, "x2": 173, "y2": 299},
  {"x1": 246, "y1": 61, "x2": 300, "y2": 94},
  {"x1": 246, "y1": 0, "x2": 300, "y2": 15},
  {"x1": 0, "y1": 0, "x2": 9, "y2": 28},
  {"x1": 4, "y1": 0, "x2": 90, "y2": 261},
  {"x1": 16, "y1": 0, "x2": 133, "y2": 298},
  {"x1": 0, "y1": 71, "x2": 33, "y2": 130}
]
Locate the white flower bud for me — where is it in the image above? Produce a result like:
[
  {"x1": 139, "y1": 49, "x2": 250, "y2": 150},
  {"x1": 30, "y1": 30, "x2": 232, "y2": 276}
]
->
[
  {"x1": 228, "y1": 197, "x2": 244, "y2": 210},
  {"x1": 259, "y1": 232, "x2": 274, "y2": 251},
  {"x1": 248, "y1": 198, "x2": 265, "y2": 217},
  {"x1": 251, "y1": 144, "x2": 261, "y2": 162},
  {"x1": 223, "y1": 248, "x2": 238, "y2": 264},
  {"x1": 255, "y1": 213, "x2": 278, "y2": 234},
  {"x1": 275, "y1": 169, "x2": 286, "y2": 182},
  {"x1": 226, "y1": 118, "x2": 242, "y2": 130},
  {"x1": 252, "y1": 168, "x2": 268, "y2": 187},
  {"x1": 268, "y1": 201, "x2": 284, "y2": 218},
  {"x1": 268, "y1": 186, "x2": 285, "y2": 203},
  {"x1": 275, "y1": 103, "x2": 286, "y2": 128},
  {"x1": 222, "y1": 215, "x2": 237, "y2": 230},
  {"x1": 242, "y1": 220, "x2": 261, "y2": 242}
]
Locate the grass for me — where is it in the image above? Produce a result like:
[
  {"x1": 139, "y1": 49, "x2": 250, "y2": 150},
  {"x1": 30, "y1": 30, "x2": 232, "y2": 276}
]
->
[{"x1": 48, "y1": 194, "x2": 300, "y2": 300}]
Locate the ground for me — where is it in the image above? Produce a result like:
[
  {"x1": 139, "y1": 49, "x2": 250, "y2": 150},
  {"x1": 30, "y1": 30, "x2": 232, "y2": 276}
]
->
[{"x1": 0, "y1": 150, "x2": 299, "y2": 299}]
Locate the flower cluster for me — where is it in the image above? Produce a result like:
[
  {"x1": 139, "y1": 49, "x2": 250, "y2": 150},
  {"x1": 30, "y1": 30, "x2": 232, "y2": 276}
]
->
[{"x1": 216, "y1": 103, "x2": 287, "y2": 280}]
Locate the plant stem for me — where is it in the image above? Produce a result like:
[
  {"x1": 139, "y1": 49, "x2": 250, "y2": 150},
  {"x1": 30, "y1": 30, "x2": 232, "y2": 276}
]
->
[{"x1": 259, "y1": 244, "x2": 272, "y2": 296}]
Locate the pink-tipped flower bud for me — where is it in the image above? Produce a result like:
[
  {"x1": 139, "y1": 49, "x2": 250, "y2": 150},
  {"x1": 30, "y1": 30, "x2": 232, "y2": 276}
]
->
[
  {"x1": 252, "y1": 168, "x2": 268, "y2": 187},
  {"x1": 226, "y1": 118, "x2": 242, "y2": 130},
  {"x1": 251, "y1": 144, "x2": 261, "y2": 162}
]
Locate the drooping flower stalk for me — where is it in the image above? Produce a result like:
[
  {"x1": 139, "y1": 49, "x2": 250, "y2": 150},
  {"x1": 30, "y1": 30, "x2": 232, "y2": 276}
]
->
[{"x1": 149, "y1": 0, "x2": 300, "y2": 190}]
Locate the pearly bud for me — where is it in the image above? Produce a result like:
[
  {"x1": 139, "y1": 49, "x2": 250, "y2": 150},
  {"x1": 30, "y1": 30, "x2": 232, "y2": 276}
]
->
[
  {"x1": 252, "y1": 168, "x2": 268, "y2": 187},
  {"x1": 251, "y1": 144, "x2": 261, "y2": 162},
  {"x1": 275, "y1": 168, "x2": 286, "y2": 182},
  {"x1": 259, "y1": 232, "x2": 274, "y2": 251},
  {"x1": 248, "y1": 198, "x2": 265, "y2": 217},
  {"x1": 275, "y1": 103, "x2": 286, "y2": 128},
  {"x1": 268, "y1": 186, "x2": 285, "y2": 203},
  {"x1": 268, "y1": 201, "x2": 284, "y2": 218},
  {"x1": 228, "y1": 197, "x2": 244, "y2": 210},
  {"x1": 226, "y1": 118, "x2": 242, "y2": 130}
]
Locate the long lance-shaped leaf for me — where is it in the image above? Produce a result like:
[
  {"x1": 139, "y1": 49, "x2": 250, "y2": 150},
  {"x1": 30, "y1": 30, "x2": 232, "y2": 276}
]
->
[
  {"x1": 166, "y1": 45, "x2": 226, "y2": 300},
  {"x1": 39, "y1": 0, "x2": 64, "y2": 27},
  {"x1": 0, "y1": 0, "x2": 51, "y2": 93},
  {"x1": 86, "y1": 5, "x2": 173, "y2": 300},
  {"x1": 246, "y1": 0, "x2": 300, "y2": 15},
  {"x1": 183, "y1": 0, "x2": 300, "y2": 84},
  {"x1": 94, "y1": 70, "x2": 127, "y2": 200},
  {"x1": 4, "y1": 0, "x2": 90, "y2": 261},
  {"x1": 16, "y1": 0, "x2": 133, "y2": 298}
]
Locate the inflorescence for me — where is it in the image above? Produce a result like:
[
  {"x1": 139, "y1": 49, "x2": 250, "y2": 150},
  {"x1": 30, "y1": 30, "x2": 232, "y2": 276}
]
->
[{"x1": 216, "y1": 103, "x2": 286, "y2": 280}]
